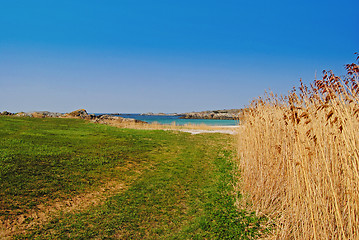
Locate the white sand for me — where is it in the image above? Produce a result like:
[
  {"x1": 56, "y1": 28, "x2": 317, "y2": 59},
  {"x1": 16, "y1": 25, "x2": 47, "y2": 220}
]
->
[{"x1": 175, "y1": 126, "x2": 240, "y2": 135}]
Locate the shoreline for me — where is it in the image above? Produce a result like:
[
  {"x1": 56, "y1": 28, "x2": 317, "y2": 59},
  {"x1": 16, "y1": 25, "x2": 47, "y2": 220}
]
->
[
  {"x1": 166, "y1": 125, "x2": 240, "y2": 135},
  {"x1": 0, "y1": 109, "x2": 240, "y2": 134}
]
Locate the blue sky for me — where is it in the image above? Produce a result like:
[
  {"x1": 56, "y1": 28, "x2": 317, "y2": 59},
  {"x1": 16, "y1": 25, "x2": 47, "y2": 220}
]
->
[{"x1": 1, "y1": 0, "x2": 358, "y2": 113}]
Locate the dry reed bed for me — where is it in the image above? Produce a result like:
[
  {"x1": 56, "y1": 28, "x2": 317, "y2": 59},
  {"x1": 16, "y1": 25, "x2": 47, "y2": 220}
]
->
[
  {"x1": 237, "y1": 55, "x2": 359, "y2": 239},
  {"x1": 95, "y1": 119, "x2": 237, "y2": 132}
]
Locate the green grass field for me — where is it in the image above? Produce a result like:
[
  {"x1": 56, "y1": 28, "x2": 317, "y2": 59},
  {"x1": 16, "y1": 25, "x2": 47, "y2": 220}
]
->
[{"x1": 0, "y1": 116, "x2": 264, "y2": 239}]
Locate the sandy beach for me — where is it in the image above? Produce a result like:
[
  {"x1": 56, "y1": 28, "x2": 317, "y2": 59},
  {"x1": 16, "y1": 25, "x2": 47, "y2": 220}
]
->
[{"x1": 174, "y1": 126, "x2": 239, "y2": 135}]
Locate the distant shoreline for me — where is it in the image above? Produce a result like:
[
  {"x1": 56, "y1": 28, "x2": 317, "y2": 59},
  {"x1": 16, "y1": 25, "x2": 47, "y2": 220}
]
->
[
  {"x1": 140, "y1": 109, "x2": 241, "y2": 120},
  {"x1": 0, "y1": 109, "x2": 240, "y2": 126}
]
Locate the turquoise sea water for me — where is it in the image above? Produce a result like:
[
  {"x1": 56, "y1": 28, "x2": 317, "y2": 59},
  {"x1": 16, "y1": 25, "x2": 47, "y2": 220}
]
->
[{"x1": 96, "y1": 114, "x2": 238, "y2": 126}]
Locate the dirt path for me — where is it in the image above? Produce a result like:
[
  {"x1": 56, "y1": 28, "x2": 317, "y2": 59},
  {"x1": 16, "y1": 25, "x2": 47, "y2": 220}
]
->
[{"x1": 0, "y1": 181, "x2": 126, "y2": 239}]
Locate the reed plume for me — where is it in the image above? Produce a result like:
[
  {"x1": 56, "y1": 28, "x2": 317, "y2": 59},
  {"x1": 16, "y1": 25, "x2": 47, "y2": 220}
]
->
[{"x1": 237, "y1": 53, "x2": 359, "y2": 239}]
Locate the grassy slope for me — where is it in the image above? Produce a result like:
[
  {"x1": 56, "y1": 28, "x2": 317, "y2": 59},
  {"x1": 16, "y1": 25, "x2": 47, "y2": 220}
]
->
[{"x1": 0, "y1": 116, "x2": 263, "y2": 239}]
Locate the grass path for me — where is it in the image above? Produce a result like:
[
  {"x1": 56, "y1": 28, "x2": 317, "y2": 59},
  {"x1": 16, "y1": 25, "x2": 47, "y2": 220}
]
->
[{"x1": 0, "y1": 117, "x2": 263, "y2": 239}]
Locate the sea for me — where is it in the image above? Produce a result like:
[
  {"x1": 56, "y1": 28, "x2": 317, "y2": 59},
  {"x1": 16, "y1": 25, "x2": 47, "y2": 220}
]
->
[{"x1": 94, "y1": 113, "x2": 239, "y2": 126}]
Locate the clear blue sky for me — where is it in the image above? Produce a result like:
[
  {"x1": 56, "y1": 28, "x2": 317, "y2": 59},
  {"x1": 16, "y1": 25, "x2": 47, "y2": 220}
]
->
[{"x1": 1, "y1": 0, "x2": 358, "y2": 113}]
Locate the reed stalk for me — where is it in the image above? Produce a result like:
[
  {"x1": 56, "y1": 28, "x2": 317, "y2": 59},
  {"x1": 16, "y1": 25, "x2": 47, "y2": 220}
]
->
[{"x1": 237, "y1": 54, "x2": 359, "y2": 239}]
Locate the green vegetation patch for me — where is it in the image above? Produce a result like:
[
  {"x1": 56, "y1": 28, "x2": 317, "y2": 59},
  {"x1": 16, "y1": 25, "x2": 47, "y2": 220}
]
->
[
  {"x1": 0, "y1": 116, "x2": 159, "y2": 216},
  {"x1": 0, "y1": 116, "x2": 264, "y2": 239}
]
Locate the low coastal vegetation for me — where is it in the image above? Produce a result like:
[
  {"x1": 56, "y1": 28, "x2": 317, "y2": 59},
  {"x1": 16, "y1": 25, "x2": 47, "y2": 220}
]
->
[
  {"x1": 0, "y1": 116, "x2": 263, "y2": 239},
  {"x1": 237, "y1": 55, "x2": 359, "y2": 238}
]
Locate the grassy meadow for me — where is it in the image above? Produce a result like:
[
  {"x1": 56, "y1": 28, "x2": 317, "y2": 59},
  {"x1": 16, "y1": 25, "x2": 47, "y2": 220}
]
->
[
  {"x1": 237, "y1": 58, "x2": 359, "y2": 238},
  {"x1": 0, "y1": 116, "x2": 264, "y2": 239},
  {"x1": 3, "y1": 59, "x2": 357, "y2": 240}
]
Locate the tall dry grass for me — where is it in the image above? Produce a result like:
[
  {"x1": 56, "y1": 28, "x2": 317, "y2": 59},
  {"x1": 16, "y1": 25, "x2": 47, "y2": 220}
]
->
[
  {"x1": 94, "y1": 117, "x2": 235, "y2": 131},
  {"x1": 237, "y1": 54, "x2": 359, "y2": 239}
]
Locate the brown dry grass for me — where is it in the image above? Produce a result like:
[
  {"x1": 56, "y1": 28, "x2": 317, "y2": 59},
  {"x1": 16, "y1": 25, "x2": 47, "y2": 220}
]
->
[
  {"x1": 94, "y1": 118, "x2": 237, "y2": 132},
  {"x1": 237, "y1": 54, "x2": 359, "y2": 239}
]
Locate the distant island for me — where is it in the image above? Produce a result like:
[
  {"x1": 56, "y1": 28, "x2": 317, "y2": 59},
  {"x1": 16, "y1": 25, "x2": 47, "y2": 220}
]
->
[{"x1": 141, "y1": 112, "x2": 179, "y2": 116}]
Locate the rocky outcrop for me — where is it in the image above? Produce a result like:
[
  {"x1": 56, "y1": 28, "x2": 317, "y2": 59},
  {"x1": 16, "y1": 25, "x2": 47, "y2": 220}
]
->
[
  {"x1": 61, "y1": 109, "x2": 147, "y2": 124},
  {"x1": 14, "y1": 112, "x2": 30, "y2": 117},
  {"x1": 180, "y1": 109, "x2": 241, "y2": 120},
  {"x1": 91, "y1": 115, "x2": 146, "y2": 125},
  {"x1": 64, "y1": 109, "x2": 89, "y2": 118},
  {"x1": 0, "y1": 111, "x2": 14, "y2": 116},
  {"x1": 31, "y1": 111, "x2": 64, "y2": 118},
  {"x1": 1, "y1": 109, "x2": 146, "y2": 126},
  {"x1": 5, "y1": 111, "x2": 63, "y2": 118}
]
